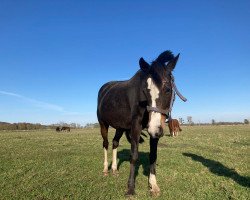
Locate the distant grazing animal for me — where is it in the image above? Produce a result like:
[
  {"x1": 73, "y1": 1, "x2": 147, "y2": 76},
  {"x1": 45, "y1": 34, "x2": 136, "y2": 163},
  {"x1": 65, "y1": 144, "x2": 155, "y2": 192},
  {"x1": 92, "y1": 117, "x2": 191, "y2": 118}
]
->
[
  {"x1": 97, "y1": 50, "x2": 184, "y2": 196},
  {"x1": 168, "y1": 119, "x2": 182, "y2": 136},
  {"x1": 61, "y1": 126, "x2": 70, "y2": 132},
  {"x1": 56, "y1": 127, "x2": 61, "y2": 132}
]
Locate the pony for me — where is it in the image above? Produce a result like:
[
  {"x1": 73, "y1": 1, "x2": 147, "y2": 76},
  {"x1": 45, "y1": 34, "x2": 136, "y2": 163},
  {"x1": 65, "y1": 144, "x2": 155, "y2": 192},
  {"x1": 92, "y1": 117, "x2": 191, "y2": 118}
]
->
[
  {"x1": 61, "y1": 126, "x2": 70, "y2": 132},
  {"x1": 97, "y1": 50, "x2": 181, "y2": 196},
  {"x1": 56, "y1": 126, "x2": 61, "y2": 132},
  {"x1": 168, "y1": 119, "x2": 182, "y2": 136}
]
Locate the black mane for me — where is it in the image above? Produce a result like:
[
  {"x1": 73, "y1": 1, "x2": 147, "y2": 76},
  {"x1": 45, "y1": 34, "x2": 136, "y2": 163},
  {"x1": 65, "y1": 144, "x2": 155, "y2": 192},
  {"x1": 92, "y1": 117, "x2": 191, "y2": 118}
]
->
[{"x1": 155, "y1": 50, "x2": 174, "y2": 65}]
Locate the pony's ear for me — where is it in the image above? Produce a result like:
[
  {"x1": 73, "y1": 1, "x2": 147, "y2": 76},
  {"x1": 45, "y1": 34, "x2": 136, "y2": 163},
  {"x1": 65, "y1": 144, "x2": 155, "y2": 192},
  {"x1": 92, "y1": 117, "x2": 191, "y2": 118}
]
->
[
  {"x1": 139, "y1": 57, "x2": 150, "y2": 72},
  {"x1": 166, "y1": 53, "x2": 180, "y2": 71}
]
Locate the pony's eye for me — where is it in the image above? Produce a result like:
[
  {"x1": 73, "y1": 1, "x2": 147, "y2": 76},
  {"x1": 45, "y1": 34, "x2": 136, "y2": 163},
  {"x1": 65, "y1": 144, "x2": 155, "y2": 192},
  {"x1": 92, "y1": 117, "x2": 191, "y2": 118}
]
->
[{"x1": 165, "y1": 87, "x2": 171, "y2": 93}]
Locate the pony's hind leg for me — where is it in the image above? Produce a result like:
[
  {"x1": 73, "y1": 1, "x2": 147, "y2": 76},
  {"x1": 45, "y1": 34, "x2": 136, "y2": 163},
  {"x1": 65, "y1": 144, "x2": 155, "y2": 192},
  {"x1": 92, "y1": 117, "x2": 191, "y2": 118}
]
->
[
  {"x1": 176, "y1": 127, "x2": 179, "y2": 136},
  {"x1": 112, "y1": 129, "x2": 124, "y2": 175},
  {"x1": 100, "y1": 122, "x2": 109, "y2": 176}
]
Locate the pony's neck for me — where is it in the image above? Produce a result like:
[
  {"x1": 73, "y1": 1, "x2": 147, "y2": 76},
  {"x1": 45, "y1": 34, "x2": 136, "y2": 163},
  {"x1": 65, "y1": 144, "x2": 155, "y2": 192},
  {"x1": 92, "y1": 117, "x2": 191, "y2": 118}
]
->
[{"x1": 128, "y1": 70, "x2": 144, "y2": 83}]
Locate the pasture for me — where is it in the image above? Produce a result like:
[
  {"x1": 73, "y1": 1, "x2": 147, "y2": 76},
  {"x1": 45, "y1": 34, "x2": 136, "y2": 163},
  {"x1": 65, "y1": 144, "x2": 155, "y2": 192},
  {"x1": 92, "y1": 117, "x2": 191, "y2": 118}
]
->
[{"x1": 0, "y1": 125, "x2": 249, "y2": 199}]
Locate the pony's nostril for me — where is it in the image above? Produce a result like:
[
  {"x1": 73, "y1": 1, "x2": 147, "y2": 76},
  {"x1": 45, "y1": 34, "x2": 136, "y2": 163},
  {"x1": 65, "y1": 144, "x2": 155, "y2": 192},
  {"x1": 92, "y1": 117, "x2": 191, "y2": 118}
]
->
[
  {"x1": 159, "y1": 126, "x2": 163, "y2": 133},
  {"x1": 156, "y1": 126, "x2": 164, "y2": 137}
]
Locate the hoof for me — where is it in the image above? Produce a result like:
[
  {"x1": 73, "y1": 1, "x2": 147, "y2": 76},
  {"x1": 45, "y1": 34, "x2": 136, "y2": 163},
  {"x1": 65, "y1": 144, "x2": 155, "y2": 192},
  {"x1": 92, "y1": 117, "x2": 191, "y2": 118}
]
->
[
  {"x1": 125, "y1": 189, "x2": 135, "y2": 197},
  {"x1": 112, "y1": 169, "x2": 119, "y2": 176},
  {"x1": 103, "y1": 171, "x2": 109, "y2": 176},
  {"x1": 150, "y1": 187, "x2": 160, "y2": 197}
]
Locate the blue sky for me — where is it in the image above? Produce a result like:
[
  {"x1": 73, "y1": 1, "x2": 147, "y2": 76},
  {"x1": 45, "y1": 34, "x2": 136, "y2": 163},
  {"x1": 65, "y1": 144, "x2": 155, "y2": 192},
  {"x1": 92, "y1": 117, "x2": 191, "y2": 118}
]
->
[{"x1": 0, "y1": 0, "x2": 249, "y2": 125}]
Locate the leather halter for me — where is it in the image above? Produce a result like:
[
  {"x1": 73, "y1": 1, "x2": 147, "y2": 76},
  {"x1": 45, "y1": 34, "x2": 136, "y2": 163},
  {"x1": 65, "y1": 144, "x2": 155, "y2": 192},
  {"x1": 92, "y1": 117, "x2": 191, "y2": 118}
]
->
[
  {"x1": 146, "y1": 106, "x2": 169, "y2": 115},
  {"x1": 146, "y1": 74, "x2": 187, "y2": 117}
]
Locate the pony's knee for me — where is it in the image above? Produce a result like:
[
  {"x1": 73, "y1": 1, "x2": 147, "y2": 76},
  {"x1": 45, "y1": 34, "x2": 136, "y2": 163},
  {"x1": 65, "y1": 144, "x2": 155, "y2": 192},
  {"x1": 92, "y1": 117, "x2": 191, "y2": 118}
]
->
[
  {"x1": 103, "y1": 140, "x2": 109, "y2": 149},
  {"x1": 112, "y1": 140, "x2": 119, "y2": 149}
]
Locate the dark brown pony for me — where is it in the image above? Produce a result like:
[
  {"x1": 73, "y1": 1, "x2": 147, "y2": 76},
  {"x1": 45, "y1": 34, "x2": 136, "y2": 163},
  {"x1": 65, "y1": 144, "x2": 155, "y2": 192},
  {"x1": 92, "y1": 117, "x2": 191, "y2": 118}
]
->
[
  {"x1": 61, "y1": 126, "x2": 70, "y2": 132},
  {"x1": 56, "y1": 127, "x2": 61, "y2": 132},
  {"x1": 168, "y1": 119, "x2": 182, "y2": 136},
  {"x1": 97, "y1": 51, "x2": 180, "y2": 196}
]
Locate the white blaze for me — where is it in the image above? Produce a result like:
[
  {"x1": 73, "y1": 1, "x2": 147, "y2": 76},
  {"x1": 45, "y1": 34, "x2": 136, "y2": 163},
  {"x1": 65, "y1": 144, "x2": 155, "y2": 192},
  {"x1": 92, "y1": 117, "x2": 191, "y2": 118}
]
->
[{"x1": 147, "y1": 78, "x2": 161, "y2": 137}]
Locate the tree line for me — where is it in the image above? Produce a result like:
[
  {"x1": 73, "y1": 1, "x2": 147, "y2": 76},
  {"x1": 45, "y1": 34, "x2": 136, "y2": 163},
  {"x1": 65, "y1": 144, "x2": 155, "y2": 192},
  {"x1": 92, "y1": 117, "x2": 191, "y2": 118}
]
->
[
  {"x1": 1, "y1": 118, "x2": 249, "y2": 131},
  {"x1": 0, "y1": 122, "x2": 46, "y2": 130},
  {"x1": 179, "y1": 117, "x2": 249, "y2": 126},
  {"x1": 0, "y1": 122, "x2": 84, "y2": 131}
]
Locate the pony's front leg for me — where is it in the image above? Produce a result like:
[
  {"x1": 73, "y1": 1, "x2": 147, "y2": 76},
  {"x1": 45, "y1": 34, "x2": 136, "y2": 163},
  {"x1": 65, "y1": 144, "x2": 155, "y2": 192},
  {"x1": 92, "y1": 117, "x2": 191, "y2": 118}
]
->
[
  {"x1": 126, "y1": 121, "x2": 141, "y2": 196},
  {"x1": 112, "y1": 129, "x2": 123, "y2": 175},
  {"x1": 149, "y1": 137, "x2": 160, "y2": 196},
  {"x1": 100, "y1": 123, "x2": 109, "y2": 176}
]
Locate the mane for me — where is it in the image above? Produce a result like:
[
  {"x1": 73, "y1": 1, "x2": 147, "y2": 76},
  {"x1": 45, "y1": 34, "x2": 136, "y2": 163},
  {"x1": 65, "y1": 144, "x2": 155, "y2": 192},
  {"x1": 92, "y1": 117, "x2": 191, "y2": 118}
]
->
[{"x1": 154, "y1": 50, "x2": 174, "y2": 65}]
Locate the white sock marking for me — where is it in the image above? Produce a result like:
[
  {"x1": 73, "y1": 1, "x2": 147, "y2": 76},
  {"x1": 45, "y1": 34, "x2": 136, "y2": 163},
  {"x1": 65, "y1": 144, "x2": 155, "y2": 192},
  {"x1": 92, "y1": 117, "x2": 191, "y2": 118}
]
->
[
  {"x1": 103, "y1": 148, "x2": 108, "y2": 173},
  {"x1": 149, "y1": 173, "x2": 160, "y2": 192},
  {"x1": 112, "y1": 148, "x2": 117, "y2": 171}
]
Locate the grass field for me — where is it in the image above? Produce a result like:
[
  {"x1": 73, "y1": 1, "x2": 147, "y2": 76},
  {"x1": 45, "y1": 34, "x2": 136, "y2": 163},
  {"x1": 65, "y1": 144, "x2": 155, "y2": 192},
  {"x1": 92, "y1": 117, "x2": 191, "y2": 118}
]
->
[{"x1": 0, "y1": 125, "x2": 249, "y2": 199}]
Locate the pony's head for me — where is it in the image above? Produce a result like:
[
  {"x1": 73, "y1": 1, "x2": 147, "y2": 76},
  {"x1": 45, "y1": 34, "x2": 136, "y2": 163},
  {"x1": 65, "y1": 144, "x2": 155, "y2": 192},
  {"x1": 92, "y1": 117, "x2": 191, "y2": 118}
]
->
[{"x1": 139, "y1": 51, "x2": 180, "y2": 138}]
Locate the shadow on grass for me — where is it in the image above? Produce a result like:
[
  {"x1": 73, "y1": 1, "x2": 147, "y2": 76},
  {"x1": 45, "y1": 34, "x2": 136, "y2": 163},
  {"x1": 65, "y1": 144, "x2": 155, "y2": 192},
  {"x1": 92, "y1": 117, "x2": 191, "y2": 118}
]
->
[
  {"x1": 115, "y1": 149, "x2": 149, "y2": 178},
  {"x1": 183, "y1": 153, "x2": 250, "y2": 188}
]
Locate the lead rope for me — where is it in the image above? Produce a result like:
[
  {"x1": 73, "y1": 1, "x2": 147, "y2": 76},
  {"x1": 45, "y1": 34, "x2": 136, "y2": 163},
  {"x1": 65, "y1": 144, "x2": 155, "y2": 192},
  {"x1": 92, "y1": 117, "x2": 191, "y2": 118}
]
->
[
  {"x1": 168, "y1": 83, "x2": 175, "y2": 120},
  {"x1": 168, "y1": 87, "x2": 175, "y2": 136},
  {"x1": 171, "y1": 74, "x2": 187, "y2": 102},
  {"x1": 168, "y1": 74, "x2": 187, "y2": 120}
]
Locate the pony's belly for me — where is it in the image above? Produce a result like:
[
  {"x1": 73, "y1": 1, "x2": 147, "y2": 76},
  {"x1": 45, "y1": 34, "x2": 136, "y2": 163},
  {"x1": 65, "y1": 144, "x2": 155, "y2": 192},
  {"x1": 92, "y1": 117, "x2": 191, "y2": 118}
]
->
[{"x1": 99, "y1": 107, "x2": 131, "y2": 129}]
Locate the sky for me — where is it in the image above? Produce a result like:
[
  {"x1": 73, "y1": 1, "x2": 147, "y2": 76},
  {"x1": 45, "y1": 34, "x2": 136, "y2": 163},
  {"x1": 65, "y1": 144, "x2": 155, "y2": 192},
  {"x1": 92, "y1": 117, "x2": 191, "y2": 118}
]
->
[{"x1": 0, "y1": 0, "x2": 250, "y2": 125}]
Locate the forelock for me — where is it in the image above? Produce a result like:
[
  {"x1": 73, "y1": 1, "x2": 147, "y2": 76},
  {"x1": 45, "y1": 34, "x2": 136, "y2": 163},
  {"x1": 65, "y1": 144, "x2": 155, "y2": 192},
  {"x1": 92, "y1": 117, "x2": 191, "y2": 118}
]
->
[{"x1": 155, "y1": 51, "x2": 174, "y2": 66}]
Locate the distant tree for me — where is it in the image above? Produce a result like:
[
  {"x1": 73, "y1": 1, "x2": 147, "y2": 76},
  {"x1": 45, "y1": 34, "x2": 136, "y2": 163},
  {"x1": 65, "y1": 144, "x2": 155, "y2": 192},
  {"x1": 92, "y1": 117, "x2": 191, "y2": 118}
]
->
[
  {"x1": 17, "y1": 123, "x2": 27, "y2": 130},
  {"x1": 59, "y1": 121, "x2": 68, "y2": 126},
  {"x1": 187, "y1": 116, "x2": 193, "y2": 125},
  {"x1": 84, "y1": 123, "x2": 100, "y2": 128},
  {"x1": 76, "y1": 123, "x2": 82, "y2": 129},
  {"x1": 244, "y1": 119, "x2": 249, "y2": 124},
  {"x1": 70, "y1": 123, "x2": 77, "y2": 128},
  {"x1": 179, "y1": 118, "x2": 184, "y2": 125},
  {"x1": 35, "y1": 123, "x2": 42, "y2": 129},
  {"x1": 212, "y1": 119, "x2": 216, "y2": 125},
  {"x1": 93, "y1": 123, "x2": 100, "y2": 128}
]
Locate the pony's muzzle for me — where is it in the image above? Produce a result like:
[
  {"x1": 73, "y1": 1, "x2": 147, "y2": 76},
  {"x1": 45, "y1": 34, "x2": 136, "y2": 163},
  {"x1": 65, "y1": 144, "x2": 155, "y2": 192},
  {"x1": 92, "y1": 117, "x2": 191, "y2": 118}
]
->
[
  {"x1": 155, "y1": 126, "x2": 164, "y2": 138},
  {"x1": 147, "y1": 113, "x2": 166, "y2": 138},
  {"x1": 148, "y1": 126, "x2": 164, "y2": 138}
]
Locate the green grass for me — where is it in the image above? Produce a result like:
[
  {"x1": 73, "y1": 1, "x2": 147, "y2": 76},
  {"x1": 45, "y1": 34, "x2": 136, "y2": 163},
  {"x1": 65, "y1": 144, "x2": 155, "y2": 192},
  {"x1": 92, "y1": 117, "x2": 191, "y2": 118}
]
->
[{"x1": 0, "y1": 126, "x2": 249, "y2": 199}]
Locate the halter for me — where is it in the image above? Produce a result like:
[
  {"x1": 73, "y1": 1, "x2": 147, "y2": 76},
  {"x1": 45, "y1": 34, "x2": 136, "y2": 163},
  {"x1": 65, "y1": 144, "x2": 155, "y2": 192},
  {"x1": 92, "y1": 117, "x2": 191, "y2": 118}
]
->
[{"x1": 146, "y1": 74, "x2": 187, "y2": 118}]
